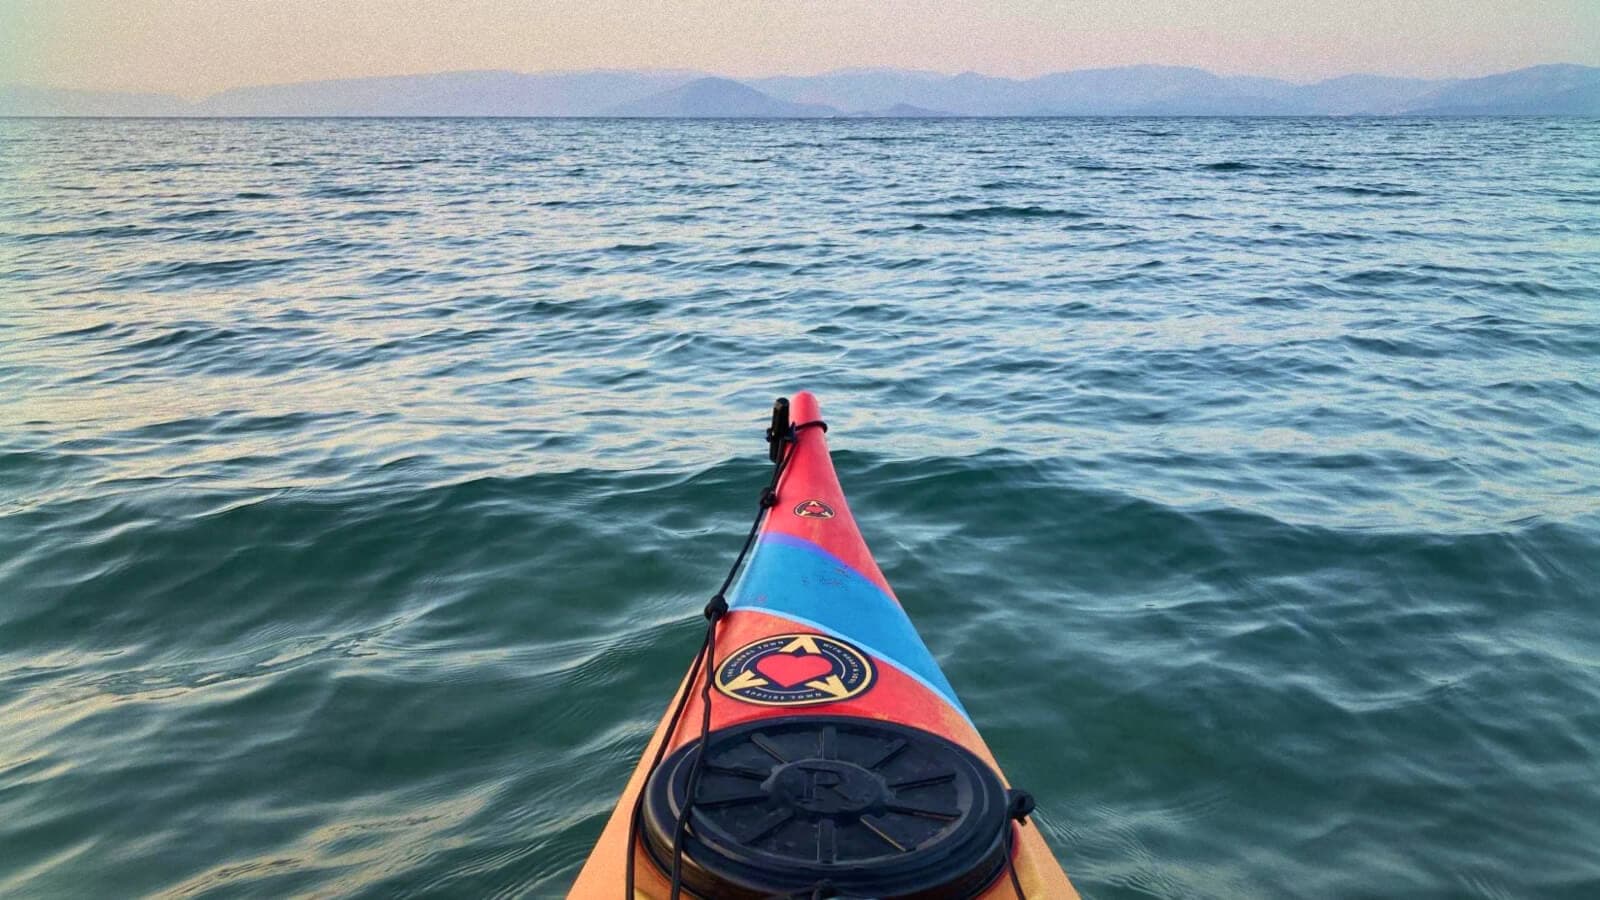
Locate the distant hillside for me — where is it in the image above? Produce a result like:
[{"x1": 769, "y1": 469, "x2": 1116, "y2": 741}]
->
[
  {"x1": 749, "y1": 69, "x2": 952, "y2": 111},
  {"x1": 1403, "y1": 64, "x2": 1600, "y2": 115},
  {"x1": 189, "y1": 70, "x2": 692, "y2": 117},
  {"x1": 1285, "y1": 74, "x2": 1438, "y2": 115},
  {"x1": 605, "y1": 77, "x2": 837, "y2": 117},
  {"x1": 4, "y1": 64, "x2": 1597, "y2": 117},
  {"x1": 849, "y1": 103, "x2": 954, "y2": 118}
]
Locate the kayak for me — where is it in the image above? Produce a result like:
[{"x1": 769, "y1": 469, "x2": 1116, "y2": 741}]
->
[{"x1": 570, "y1": 392, "x2": 1078, "y2": 899}]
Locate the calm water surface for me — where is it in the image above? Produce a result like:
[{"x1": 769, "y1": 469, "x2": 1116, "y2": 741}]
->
[{"x1": 2, "y1": 117, "x2": 1598, "y2": 898}]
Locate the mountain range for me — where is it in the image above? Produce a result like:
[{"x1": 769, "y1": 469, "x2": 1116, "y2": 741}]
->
[{"x1": 4, "y1": 64, "x2": 1598, "y2": 117}]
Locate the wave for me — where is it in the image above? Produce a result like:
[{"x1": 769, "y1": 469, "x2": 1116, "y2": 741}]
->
[
  {"x1": 925, "y1": 204, "x2": 1092, "y2": 221},
  {"x1": 106, "y1": 257, "x2": 295, "y2": 290}
]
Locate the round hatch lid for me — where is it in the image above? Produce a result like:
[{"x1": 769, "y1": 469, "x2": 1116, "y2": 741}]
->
[{"x1": 641, "y1": 715, "x2": 1011, "y2": 899}]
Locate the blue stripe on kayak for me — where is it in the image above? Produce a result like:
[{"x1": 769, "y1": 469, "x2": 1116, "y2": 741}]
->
[{"x1": 727, "y1": 531, "x2": 969, "y2": 719}]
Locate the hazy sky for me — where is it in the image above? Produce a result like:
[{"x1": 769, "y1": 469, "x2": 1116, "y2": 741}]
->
[{"x1": 5, "y1": 0, "x2": 1598, "y2": 97}]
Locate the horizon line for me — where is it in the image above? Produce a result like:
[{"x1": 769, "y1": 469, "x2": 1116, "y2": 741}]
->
[{"x1": 9, "y1": 60, "x2": 1595, "y2": 101}]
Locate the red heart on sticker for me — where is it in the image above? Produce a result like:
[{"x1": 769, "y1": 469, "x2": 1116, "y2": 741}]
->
[{"x1": 755, "y1": 652, "x2": 833, "y2": 688}]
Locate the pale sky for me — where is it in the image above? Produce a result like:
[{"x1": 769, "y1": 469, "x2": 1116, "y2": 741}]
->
[{"x1": 4, "y1": 0, "x2": 1598, "y2": 98}]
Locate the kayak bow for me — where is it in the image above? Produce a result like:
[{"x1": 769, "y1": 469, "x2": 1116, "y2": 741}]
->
[{"x1": 570, "y1": 392, "x2": 1078, "y2": 899}]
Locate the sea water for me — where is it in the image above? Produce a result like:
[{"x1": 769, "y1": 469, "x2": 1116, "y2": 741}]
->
[{"x1": 2, "y1": 117, "x2": 1598, "y2": 898}]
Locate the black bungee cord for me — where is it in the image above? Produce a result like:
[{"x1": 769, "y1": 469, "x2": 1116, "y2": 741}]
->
[{"x1": 624, "y1": 399, "x2": 822, "y2": 898}]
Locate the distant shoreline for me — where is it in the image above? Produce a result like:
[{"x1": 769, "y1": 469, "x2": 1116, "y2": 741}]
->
[
  {"x1": 5, "y1": 63, "x2": 1597, "y2": 118},
  {"x1": 4, "y1": 113, "x2": 1596, "y2": 121}
]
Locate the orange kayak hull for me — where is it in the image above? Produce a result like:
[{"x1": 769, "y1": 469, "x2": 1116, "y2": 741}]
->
[{"x1": 569, "y1": 392, "x2": 1078, "y2": 899}]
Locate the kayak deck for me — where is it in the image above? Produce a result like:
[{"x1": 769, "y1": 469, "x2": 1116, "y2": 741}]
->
[{"x1": 570, "y1": 392, "x2": 1077, "y2": 898}]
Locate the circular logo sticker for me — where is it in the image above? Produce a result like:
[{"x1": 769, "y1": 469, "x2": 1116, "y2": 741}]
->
[
  {"x1": 716, "y1": 633, "x2": 874, "y2": 707},
  {"x1": 793, "y1": 499, "x2": 835, "y2": 519}
]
